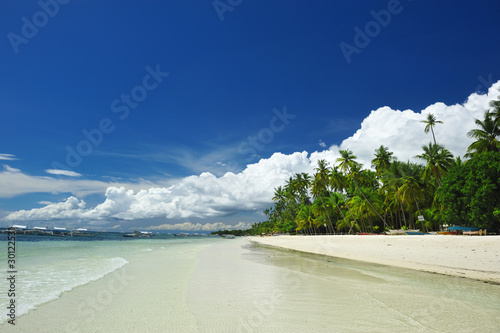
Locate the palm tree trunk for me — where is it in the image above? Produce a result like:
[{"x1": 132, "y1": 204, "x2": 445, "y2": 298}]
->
[
  {"x1": 319, "y1": 195, "x2": 335, "y2": 235},
  {"x1": 431, "y1": 127, "x2": 437, "y2": 145},
  {"x1": 353, "y1": 178, "x2": 388, "y2": 230},
  {"x1": 410, "y1": 188, "x2": 427, "y2": 231},
  {"x1": 343, "y1": 197, "x2": 359, "y2": 234},
  {"x1": 398, "y1": 197, "x2": 407, "y2": 228}
]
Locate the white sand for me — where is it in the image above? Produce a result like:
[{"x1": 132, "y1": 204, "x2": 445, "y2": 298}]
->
[
  {"x1": 2, "y1": 237, "x2": 499, "y2": 332},
  {"x1": 249, "y1": 235, "x2": 500, "y2": 283},
  {"x1": 0, "y1": 240, "x2": 211, "y2": 333}
]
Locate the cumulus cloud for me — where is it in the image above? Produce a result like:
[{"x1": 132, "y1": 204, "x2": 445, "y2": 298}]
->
[
  {"x1": 145, "y1": 221, "x2": 252, "y2": 231},
  {"x1": 4, "y1": 165, "x2": 20, "y2": 173},
  {"x1": 6, "y1": 197, "x2": 87, "y2": 221},
  {"x1": 5, "y1": 81, "x2": 500, "y2": 225},
  {"x1": 5, "y1": 152, "x2": 314, "y2": 221},
  {"x1": 334, "y1": 81, "x2": 500, "y2": 168},
  {"x1": 318, "y1": 140, "x2": 327, "y2": 148},
  {"x1": 46, "y1": 169, "x2": 82, "y2": 177}
]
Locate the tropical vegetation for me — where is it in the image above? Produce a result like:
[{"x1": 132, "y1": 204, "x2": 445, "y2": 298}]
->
[{"x1": 248, "y1": 93, "x2": 500, "y2": 235}]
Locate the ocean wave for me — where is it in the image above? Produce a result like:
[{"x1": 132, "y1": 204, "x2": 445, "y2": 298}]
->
[{"x1": 0, "y1": 257, "x2": 128, "y2": 323}]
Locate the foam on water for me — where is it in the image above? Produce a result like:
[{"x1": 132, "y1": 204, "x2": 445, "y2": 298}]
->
[{"x1": 1, "y1": 246, "x2": 128, "y2": 324}]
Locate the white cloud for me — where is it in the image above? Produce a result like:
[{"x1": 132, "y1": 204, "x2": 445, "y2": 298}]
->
[
  {"x1": 0, "y1": 165, "x2": 154, "y2": 199},
  {"x1": 335, "y1": 81, "x2": 500, "y2": 168},
  {"x1": 4, "y1": 81, "x2": 500, "y2": 225},
  {"x1": 37, "y1": 201, "x2": 54, "y2": 205},
  {"x1": 45, "y1": 169, "x2": 82, "y2": 177},
  {"x1": 6, "y1": 196, "x2": 87, "y2": 221},
  {"x1": 3, "y1": 165, "x2": 20, "y2": 173},
  {"x1": 318, "y1": 140, "x2": 327, "y2": 148},
  {"x1": 145, "y1": 221, "x2": 252, "y2": 231},
  {"x1": 4, "y1": 152, "x2": 314, "y2": 222},
  {"x1": 0, "y1": 154, "x2": 17, "y2": 161}
]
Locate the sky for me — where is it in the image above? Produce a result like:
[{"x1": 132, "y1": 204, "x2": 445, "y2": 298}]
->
[{"x1": 1, "y1": 0, "x2": 499, "y2": 232}]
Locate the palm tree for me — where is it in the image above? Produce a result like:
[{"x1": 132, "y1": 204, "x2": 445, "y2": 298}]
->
[
  {"x1": 489, "y1": 93, "x2": 500, "y2": 124},
  {"x1": 371, "y1": 146, "x2": 393, "y2": 176},
  {"x1": 415, "y1": 143, "x2": 453, "y2": 187},
  {"x1": 465, "y1": 111, "x2": 500, "y2": 157},
  {"x1": 295, "y1": 205, "x2": 315, "y2": 235},
  {"x1": 312, "y1": 160, "x2": 335, "y2": 233},
  {"x1": 398, "y1": 163, "x2": 426, "y2": 230},
  {"x1": 329, "y1": 167, "x2": 359, "y2": 234},
  {"x1": 349, "y1": 187, "x2": 383, "y2": 232},
  {"x1": 272, "y1": 186, "x2": 295, "y2": 226},
  {"x1": 421, "y1": 113, "x2": 443, "y2": 145},
  {"x1": 336, "y1": 149, "x2": 388, "y2": 229},
  {"x1": 380, "y1": 161, "x2": 408, "y2": 229},
  {"x1": 292, "y1": 173, "x2": 312, "y2": 205}
]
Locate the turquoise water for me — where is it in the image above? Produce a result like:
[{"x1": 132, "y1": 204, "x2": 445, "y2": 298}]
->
[
  {"x1": 1, "y1": 235, "x2": 499, "y2": 332},
  {"x1": 0, "y1": 233, "x2": 215, "y2": 324}
]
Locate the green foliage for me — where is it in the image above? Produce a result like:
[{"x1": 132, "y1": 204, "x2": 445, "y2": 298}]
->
[
  {"x1": 439, "y1": 152, "x2": 500, "y2": 232},
  {"x1": 246, "y1": 93, "x2": 500, "y2": 234},
  {"x1": 211, "y1": 229, "x2": 250, "y2": 236}
]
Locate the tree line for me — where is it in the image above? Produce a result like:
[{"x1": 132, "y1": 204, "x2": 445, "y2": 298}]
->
[{"x1": 247, "y1": 93, "x2": 500, "y2": 235}]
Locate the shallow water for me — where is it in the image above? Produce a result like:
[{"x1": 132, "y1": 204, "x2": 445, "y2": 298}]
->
[
  {"x1": 0, "y1": 233, "x2": 215, "y2": 326},
  {"x1": 187, "y1": 241, "x2": 500, "y2": 332},
  {"x1": 1, "y1": 236, "x2": 499, "y2": 332},
  {"x1": 231, "y1": 243, "x2": 500, "y2": 332}
]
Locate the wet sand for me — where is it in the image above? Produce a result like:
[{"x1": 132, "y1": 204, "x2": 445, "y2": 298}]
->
[
  {"x1": 2, "y1": 237, "x2": 499, "y2": 332},
  {"x1": 249, "y1": 235, "x2": 500, "y2": 283}
]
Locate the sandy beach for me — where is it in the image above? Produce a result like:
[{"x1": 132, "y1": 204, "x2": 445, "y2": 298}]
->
[
  {"x1": 249, "y1": 235, "x2": 500, "y2": 283},
  {"x1": 2, "y1": 236, "x2": 500, "y2": 332}
]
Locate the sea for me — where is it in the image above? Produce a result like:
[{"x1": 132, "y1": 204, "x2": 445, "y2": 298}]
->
[
  {"x1": 1, "y1": 233, "x2": 499, "y2": 332},
  {"x1": 0, "y1": 232, "x2": 215, "y2": 326}
]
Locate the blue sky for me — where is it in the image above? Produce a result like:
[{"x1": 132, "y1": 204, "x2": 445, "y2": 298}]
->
[{"x1": 1, "y1": 0, "x2": 499, "y2": 231}]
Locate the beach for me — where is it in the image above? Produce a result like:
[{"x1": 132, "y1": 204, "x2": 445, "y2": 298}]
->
[
  {"x1": 249, "y1": 235, "x2": 500, "y2": 284},
  {"x1": 1, "y1": 236, "x2": 500, "y2": 332}
]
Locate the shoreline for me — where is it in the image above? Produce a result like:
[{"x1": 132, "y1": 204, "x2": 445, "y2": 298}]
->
[{"x1": 248, "y1": 235, "x2": 500, "y2": 284}]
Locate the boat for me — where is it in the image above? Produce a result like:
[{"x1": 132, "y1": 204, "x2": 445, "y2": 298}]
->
[
  {"x1": 4, "y1": 225, "x2": 32, "y2": 234},
  {"x1": 405, "y1": 230, "x2": 428, "y2": 235},
  {"x1": 71, "y1": 228, "x2": 96, "y2": 237},
  {"x1": 437, "y1": 231, "x2": 459, "y2": 235},
  {"x1": 51, "y1": 227, "x2": 73, "y2": 237},
  {"x1": 33, "y1": 226, "x2": 52, "y2": 236},
  {"x1": 385, "y1": 229, "x2": 407, "y2": 235},
  {"x1": 123, "y1": 231, "x2": 154, "y2": 238}
]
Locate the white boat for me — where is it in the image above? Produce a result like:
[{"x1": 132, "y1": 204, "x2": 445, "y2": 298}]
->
[
  {"x1": 124, "y1": 231, "x2": 154, "y2": 238},
  {"x1": 33, "y1": 226, "x2": 52, "y2": 236},
  {"x1": 51, "y1": 227, "x2": 72, "y2": 237},
  {"x1": 4, "y1": 225, "x2": 31, "y2": 234},
  {"x1": 71, "y1": 228, "x2": 96, "y2": 237}
]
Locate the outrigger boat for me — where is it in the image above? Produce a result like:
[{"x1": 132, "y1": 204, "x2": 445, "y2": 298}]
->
[
  {"x1": 124, "y1": 231, "x2": 154, "y2": 238},
  {"x1": 1, "y1": 225, "x2": 31, "y2": 234},
  {"x1": 71, "y1": 228, "x2": 96, "y2": 237},
  {"x1": 51, "y1": 227, "x2": 73, "y2": 237}
]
